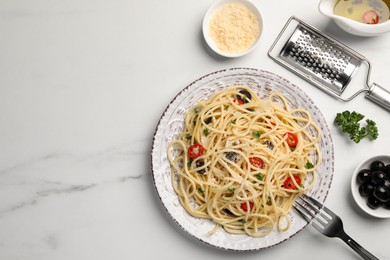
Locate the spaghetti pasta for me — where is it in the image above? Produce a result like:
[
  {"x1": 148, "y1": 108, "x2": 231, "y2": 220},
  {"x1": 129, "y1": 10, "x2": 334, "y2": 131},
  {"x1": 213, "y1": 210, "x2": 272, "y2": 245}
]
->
[{"x1": 167, "y1": 85, "x2": 321, "y2": 237}]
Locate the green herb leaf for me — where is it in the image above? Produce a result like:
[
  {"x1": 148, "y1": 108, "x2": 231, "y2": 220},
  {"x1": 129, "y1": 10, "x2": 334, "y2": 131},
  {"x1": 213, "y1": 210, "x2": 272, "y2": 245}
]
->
[
  {"x1": 187, "y1": 158, "x2": 193, "y2": 167},
  {"x1": 366, "y1": 119, "x2": 378, "y2": 140},
  {"x1": 334, "y1": 110, "x2": 379, "y2": 143},
  {"x1": 252, "y1": 131, "x2": 262, "y2": 139},
  {"x1": 304, "y1": 161, "x2": 314, "y2": 169},
  {"x1": 198, "y1": 188, "x2": 204, "y2": 193},
  {"x1": 228, "y1": 187, "x2": 235, "y2": 193},
  {"x1": 255, "y1": 172, "x2": 263, "y2": 181},
  {"x1": 238, "y1": 219, "x2": 247, "y2": 224},
  {"x1": 203, "y1": 128, "x2": 210, "y2": 136}
]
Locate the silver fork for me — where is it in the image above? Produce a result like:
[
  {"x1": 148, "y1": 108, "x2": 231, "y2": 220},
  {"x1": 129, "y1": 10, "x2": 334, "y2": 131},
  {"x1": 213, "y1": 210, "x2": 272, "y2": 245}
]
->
[{"x1": 294, "y1": 194, "x2": 379, "y2": 260}]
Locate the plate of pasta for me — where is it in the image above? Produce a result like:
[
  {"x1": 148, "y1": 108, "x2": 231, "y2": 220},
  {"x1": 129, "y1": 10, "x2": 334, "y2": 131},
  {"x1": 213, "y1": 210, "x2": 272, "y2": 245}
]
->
[{"x1": 151, "y1": 68, "x2": 334, "y2": 251}]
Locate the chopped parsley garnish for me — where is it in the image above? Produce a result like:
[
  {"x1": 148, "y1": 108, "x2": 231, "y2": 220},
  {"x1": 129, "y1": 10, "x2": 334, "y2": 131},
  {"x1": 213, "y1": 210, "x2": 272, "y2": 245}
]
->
[
  {"x1": 252, "y1": 131, "x2": 262, "y2": 139},
  {"x1": 198, "y1": 188, "x2": 204, "y2": 193},
  {"x1": 203, "y1": 128, "x2": 210, "y2": 136},
  {"x1": 187, "y1": 158, "x2": 193, "y2": 167},
  {"x1": 304, "y1": 161, "x2": 314, "y2": 169},
  {"x1": 228, "y1": 187, "x2": 235, "y2": 193},
  {"x1": 255, "y1": 172, "x2": 263, "y2": 181}
]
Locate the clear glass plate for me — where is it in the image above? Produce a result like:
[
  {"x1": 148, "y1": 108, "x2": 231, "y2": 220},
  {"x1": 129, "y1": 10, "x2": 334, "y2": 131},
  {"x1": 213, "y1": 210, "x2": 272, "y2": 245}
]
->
[{"x1": 151, "y1": 68, "x2": 334, "y2": 251}]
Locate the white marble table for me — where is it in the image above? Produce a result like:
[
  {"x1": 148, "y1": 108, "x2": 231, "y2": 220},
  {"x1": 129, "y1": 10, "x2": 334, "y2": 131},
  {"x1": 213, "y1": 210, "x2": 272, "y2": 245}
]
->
[{"x1": 1, "y1": 0, "x2": 389, "y2": 259}]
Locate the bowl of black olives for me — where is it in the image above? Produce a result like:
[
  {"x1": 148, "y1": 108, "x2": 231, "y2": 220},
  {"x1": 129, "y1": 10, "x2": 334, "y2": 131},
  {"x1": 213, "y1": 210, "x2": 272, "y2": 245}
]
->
[{"x1": 351, "y1": 155, "x2": 390, "y2": 218}]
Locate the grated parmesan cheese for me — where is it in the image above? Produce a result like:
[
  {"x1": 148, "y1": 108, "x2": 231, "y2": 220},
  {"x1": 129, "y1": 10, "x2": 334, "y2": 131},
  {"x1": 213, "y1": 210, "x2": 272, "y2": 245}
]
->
[{"x1": 209, "y1": 2, "x2": 260, "y2": 54}]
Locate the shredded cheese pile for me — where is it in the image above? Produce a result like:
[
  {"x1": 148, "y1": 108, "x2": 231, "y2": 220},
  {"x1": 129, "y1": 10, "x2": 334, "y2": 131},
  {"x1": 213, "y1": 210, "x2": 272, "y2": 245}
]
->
[{"x1": 209, "y1": 3, "x2": 260, "y2": 53}]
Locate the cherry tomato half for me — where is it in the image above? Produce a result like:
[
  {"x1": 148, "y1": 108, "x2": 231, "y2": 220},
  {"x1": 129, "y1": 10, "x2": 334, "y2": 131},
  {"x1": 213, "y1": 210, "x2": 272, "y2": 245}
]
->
[
  {"x1": 362, "y1": 10, "x2": 379, "y2": 24},
  {"x1": 249, "y1": 157, "x2": 264, "y2": 169},
  {"x1": 187, "y1": 144, "x2": 205, "y2": 159},
  {"x1": 240, "y1": 201, "x2": 254, "y2": 212},
  {"x1": 233, "y1": 99, "x2": 244, "y2": 105},
  {"x1": 283, "y1": 175, "x2": 302, "y2": 190},
  {"x1": 285, "y1": 132, "x2": 298, "y2": 147}
]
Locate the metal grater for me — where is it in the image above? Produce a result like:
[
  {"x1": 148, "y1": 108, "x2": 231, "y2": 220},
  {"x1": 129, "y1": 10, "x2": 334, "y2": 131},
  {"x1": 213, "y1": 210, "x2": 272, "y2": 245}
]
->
[{"x1": 268, "y1": 17, "x2": 390, "y2": 111}]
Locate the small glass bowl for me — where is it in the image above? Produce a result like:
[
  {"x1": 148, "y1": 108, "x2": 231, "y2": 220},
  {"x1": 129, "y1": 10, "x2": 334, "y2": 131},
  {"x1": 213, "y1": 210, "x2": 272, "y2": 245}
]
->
[{"x1": 351, "y1": 155, "x2": 390, "y2": 218}]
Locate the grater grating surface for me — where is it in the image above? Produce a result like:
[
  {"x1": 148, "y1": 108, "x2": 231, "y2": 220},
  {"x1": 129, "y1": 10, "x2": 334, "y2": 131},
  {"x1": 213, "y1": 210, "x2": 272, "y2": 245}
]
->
[
  {"x1": 269, "y1": 17, "x2": 390, "y2": 112},
  {"x1": 279, "y1": 24, "x2": 361, "y2": 96}
]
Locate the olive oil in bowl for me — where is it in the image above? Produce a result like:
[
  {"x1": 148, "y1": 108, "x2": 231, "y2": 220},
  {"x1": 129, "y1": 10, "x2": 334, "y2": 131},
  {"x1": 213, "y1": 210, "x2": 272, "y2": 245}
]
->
[{"x1": 334, "y1": 0, "x2": 390, "y2": 24}]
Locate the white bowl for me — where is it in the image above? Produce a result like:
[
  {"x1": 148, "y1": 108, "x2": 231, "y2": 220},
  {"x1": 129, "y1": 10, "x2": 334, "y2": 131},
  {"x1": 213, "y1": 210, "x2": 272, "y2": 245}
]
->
[
  {"x1": 351, "y1": 155, "x2": 390, "y2": 218},
  {"x1": 319, "y1": 0, "x2": 390, "y2": 37},
  {"x1": 202, "y1": 0, "x2": 263, "y2": 57}
]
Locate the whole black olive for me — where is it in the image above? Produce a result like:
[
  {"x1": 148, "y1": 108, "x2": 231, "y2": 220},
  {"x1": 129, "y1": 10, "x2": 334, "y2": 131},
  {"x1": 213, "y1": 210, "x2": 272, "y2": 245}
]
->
[
  {"x1": 385, "y1": 179, "x2": 390, "y2": 188},
  {"x1": 373, "y1": 186, "x2": 390, "y2": 203},
  {"x1": 356, "y1": 169, "x2": 372, "y2": 185},
  {"x1": 383, "y1": 201, "x2": 390, "y2": 210},
  {"x1": 385, "y1": 164, "x2": 390, "y2": 178},
  {"x1": 237, "y1": 89, "x2": 252, "y2": 103},
  {"x1": 370, "y1": 160, "x2": 385, "y2": 172},
  {"x1": 371, "y1": 170, "x2": 386, "y2": 185},
  {"x1": 359, "y1": 182, "x2": 375, "y2": 197},
  {"x1": 367, "y1": 196, "x2": 381, "y2": 209}
]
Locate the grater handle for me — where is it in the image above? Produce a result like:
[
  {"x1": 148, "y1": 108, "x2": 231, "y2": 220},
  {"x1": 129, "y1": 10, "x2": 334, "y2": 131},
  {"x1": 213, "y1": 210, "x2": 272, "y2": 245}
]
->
[{"x1": 366, "y1": 83, "x2": 390, "y2": 111}]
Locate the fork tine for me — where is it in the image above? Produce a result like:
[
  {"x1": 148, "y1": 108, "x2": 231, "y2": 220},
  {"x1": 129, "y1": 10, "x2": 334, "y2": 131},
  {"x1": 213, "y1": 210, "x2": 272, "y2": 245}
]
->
[
  {"x1": 294, "y1": 202, "x2": 326, "y2": 233},
  {"x1": 295, "y1": 199, "x2": 317, "y2": 218},
  {"x1": 293, "y1": 202, "x2": 312, "y2": 223},
  {"x1": 295, "y1": 198, "x2": 329, "y2": 228},
  {"x1": 302, "y1": 193, "x2": 323, "y2": 208},
  {"x1": 297, "y1": 195, "x2": 320, "y2": 213},
  {"x1": 294, "y1": 200, "x2": 327, "y2": 231},
  {"x1": 302, "y1": 194, "x2": 335, "y2": 219}
]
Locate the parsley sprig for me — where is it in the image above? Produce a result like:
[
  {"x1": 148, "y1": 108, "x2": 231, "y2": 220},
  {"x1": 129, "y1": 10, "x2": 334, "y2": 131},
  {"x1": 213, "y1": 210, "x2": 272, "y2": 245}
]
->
[{"x1": 334, "y1": 110, "x2": 378, "y2": 143}]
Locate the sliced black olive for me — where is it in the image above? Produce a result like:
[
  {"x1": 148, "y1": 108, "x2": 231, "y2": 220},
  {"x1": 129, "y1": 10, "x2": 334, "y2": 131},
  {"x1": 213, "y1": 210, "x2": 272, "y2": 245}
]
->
[
  {"x1": 204, "y1": 117, "x2": 212, "y2": 124},
  {"x1": 224, "y1": 208, "x2": 234, "y2": 215},
  {"x1": 367, "y1": 196, "x2": 381, "y2": 209},
  {"x1": 237, "y1": 89, "x2": 252, "y2": 103},
  {"x1": 195, "y1": 160, "x2": 206, "y2": 174},
  {"x1": 371, "y1": 170, "x2": 386, "y2": 185},
  {"x1": 359, "y1": 182, "x2": 375, "y2": 197},
  {"x1": 225, "y1": 151, "x2": 238, "y2": 163},
  {"x1": 370, "y1": 160, "x2": 385, "y2": 172},
  {"x1": 373, "y1": 186, "x2": 390, "y2": 203},
  {"x1": 356, "y1": 169, "x2": 372, "y2": 185},
  {"x1": 265, "y1": 140, "x2": 274, "y2": 150}
]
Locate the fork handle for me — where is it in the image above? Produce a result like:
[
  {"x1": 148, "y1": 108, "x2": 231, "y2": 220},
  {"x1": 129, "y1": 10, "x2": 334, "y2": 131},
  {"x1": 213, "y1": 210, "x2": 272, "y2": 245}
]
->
[{"x1": 339, "y1": 232, "x2": 379, "y2": 260}]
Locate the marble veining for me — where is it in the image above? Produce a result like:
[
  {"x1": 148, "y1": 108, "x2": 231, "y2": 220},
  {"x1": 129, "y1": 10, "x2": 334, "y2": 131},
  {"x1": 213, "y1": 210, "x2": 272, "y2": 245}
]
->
[{"x1": 0, "y1": 140, "x2": 147, "y2": 221}]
